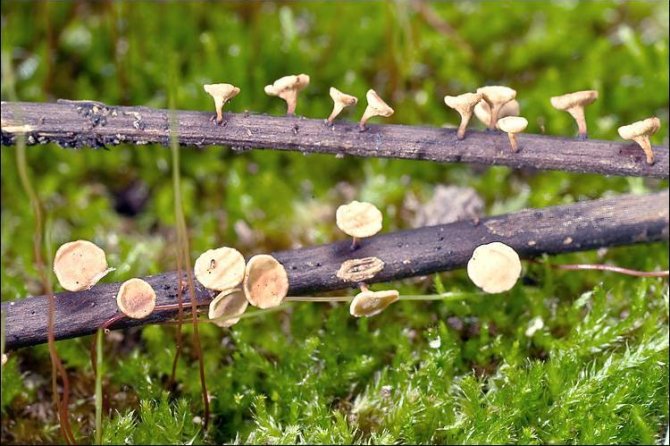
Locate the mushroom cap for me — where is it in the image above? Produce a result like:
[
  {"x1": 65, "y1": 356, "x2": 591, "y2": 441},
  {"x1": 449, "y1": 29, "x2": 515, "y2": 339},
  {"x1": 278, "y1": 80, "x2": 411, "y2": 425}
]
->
[
  {"x1": 467, "y1": 242, "x2": 522, "y2": 294},
  {"x1": 444, "y1": 92, "x2": 482, "y2": 114},
  {"x1": 350, "y1": 289, "x2": 399, "y2": 317},
  {"x1": 336, "y1": 256, "x2": 385, "y2": 283},
  {"x1": 243, "y1": 254, "x2": 289, "y2": 309},
  {"x1": 264, "y1": 74, "x2": 310, "y2": 96},
  {"x1": 617, "y1": 117, "x2": 661, "y2": 140},
  {"x1": 474, "y1": 99, "x2": 519, "y2": 125},
  {"x1": 194, "y1": 247, "x2": 246, "y2": 291},
  {"x1": 476, "y1": 86, "x2": 517, "y2": 105},
  {"x1": 330, "y1": 87, "x2": 358, "y2": 106},
  {"x1": 365, "y1": 89, "x2": 394, "y2": 117},
  {"x1": 53, "y1": 240, "x2": 110, "y2": 291},
  {"x1": 336, "y1": 201, "x2": 383, "y2": 238},
  {"x1": 550, "y1": 90, "x2": 598, "y2": 111},
  {"x1": 203, "y1": 83, "x2": 241, "y2": 102},
  {"x1": 116, "y1": 278, "x2": 156, "y2": 319},
  {"x1": 208, "y1": 288, "x2": 248, "y2": 328},
  {"x1": 497, "y1": 116, "x2": 528, "y2": 133}
]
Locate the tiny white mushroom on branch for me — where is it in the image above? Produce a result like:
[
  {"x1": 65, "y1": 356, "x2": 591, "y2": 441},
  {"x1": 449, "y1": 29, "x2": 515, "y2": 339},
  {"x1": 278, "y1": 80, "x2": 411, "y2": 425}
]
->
[
  {"x1": 476, "y1": 86, "x2": 517, "y2": 130},
  {"x1": 336, "y1": 201, "x2": 383, "y2": 250},
  {"x1": 208, "y1": 288, "x2": 248, "y2": 328},
  {"x1": 203, "y1": 83, "x2": 241, "y2": 125},
  {"x1": 53, "y1": 240, "x2": 113, "y2": 291},
  {"x1": 617, "y1": 117, "x2": 661, "y2": 165},
  {"x1": 194, "y1": 247, "x2": 246, "y2": 291},
  {"x1": 116, "y1": 278, "x2": 157, "y2": 319},
  {"x1": 550, "y1": 90, "x2": 598, "y2": 139},
  {"x1": 474, "y1": 99, "x2": 520, "y2": 127},
  {"x1": 497, "y1": 116, "x2": 528, "y2": 153},
  {"x1": 243, "y1": 254, "x2": 289, "y2": 309},
  {"x1": 264, "y1": 74, "x2": 310, "y2": 115},
  {"x1": 359, "y1": 89, "x2": 394, "y2": 131},
  {"x1": 350, "y1": 284, "x2": 399, "y2": 318},
  {"x1": 327, "y1": 87, "x2": 358, "y2": 126},
  {"x1": 467, "y1": 242, "x2": 522, "y2": 294},
  {"x1": 444, "y1": 92, "x2": 482, "y2": 140}
]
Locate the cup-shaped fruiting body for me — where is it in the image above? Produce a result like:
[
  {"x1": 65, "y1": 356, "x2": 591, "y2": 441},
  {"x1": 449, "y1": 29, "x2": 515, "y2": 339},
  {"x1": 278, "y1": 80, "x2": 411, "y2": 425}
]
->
[
  {"x1": 336, "y1": 200, "x2": 383, "y2": 250},
  {"x1": 194, "y1": 247, "x2": 246, "y2": 291},
  {"x1": 474, "y1": 99, "x2": 519, "y2": 127},
  {"x1": 550, "y1": 90, "x2": 598, "y2": 139},
  {"x1": 467, "y1": 242, "x2": 522, "y2": 294},
  {"x1": 497, "y1": 116, "x2": 528, "y2": 153},
  {"x1": 116, "y1": 278, "x2": 157, "y2": 319},
  {"x1": 359, "y1": 89, "x2": 394, "y2": 131},
  {"x1": 203, "y1": 83, "x2": 241, "y2": 125},
  {"x1": 444, "y1": 92, "x2": 482, "y2": 140},
  {"x1": 208, "y1": 288, "x2": 248, "y2": 328},
  {"x1": 617, "y1": 117, "x2": 661, "y2": 165},
  {"x1": 243, "y1": 254, "x2": 289, "y2": 309},
  {"x1": 264, "y1": 74, "x2": 310, "y2": 115},
  {"x1": 350, "y1": 287, "x2": 399, "y2": 318},
  {"x1": 476, "y1": 86, "x2": 517, "y2": 130},
  {"x1": 336, "y1": 256, "x2": 385, "y2": 283},
  {"x1": 327, "y1": 87, "x2": 358, "y2": 125},
  {"x1": 53, "y1": 240, "x2": 112, "y2": 291}
]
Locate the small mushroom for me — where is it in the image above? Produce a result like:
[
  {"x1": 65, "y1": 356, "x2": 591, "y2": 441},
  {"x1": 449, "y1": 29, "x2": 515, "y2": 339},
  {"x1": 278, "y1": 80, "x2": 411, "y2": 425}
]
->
[
  {"x1": 116, "y1": 278, "x2": 156, "y2": 319},
  {"x1": 474, "y1": 99, "x2": 519, "y2": 127},
  {"x1": 243, "y1": 254, "x2": 289, "y2": 309},
  {"x1": 336, "y1": 201, "x2": 383, "y2": 250},
  {"x1": 327, "y1": 87, "x2": 358, "y2": 125},
  {"x1": 53, "y1": 240, "x2": 112, "y2": 291},
  {"x1": 467, "y1": 242, "x2": 522, "y2": 294},
  {"x1": 203, "y1": 83, "x2": 241, "y2": 125},
  {"x1": 194, "y1": 247, "x2": 246, "y2": 291},
  {"x1": 497, "y1": 116, "x2": 528, "y2": 152},
  {"x1": 476, "y1": 86, "x2": 517, "y2": 130},
  {"x1": 336, "y1": 257, "x2": 385, "y2": 283},
  {"x1": 1, "y1": 353, "x2": 7, "y2": 367},
  {"x1": 264, "y1": 74, "x2": 310, "y2": 115},
  {"x1": 349, "y1": 284, "x2": 399, "y2": 318},
  {"x1": 617, "y1": 117, "x2": 661, "y2": 165},
  {"x1": 443, "y1": 92, "x2": 482, "y2": 140},
  {"x1": 208, "y1": 288, "x2": 248, "y2": 328},
  {"x1": 550, "y1": 90, "x2": 598, "y2": 139},
  {"x1": 359, "y1": 89, "x2": 394, "y2": 131}
]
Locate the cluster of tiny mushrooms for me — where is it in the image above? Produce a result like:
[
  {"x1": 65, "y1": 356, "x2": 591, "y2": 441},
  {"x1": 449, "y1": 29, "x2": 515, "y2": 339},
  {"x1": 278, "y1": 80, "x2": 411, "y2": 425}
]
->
[{"x1": 204, "y1": 75, "x2": 662, "y2": 165}]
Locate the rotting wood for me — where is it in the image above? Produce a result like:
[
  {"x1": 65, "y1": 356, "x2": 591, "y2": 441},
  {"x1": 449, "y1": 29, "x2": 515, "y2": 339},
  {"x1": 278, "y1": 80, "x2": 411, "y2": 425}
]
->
[
  {"x1": 1, "y1": 100, "x2": 668, "y2": 178},
  {"x1": 3, "y1": 190, "x2": 668, "y2": 350}
]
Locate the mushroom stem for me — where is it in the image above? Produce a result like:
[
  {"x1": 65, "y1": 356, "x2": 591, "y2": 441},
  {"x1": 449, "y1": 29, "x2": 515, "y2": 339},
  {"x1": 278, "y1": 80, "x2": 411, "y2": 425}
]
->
[
  {"x1": 456, "y1": 116, "x2": 472, "y2": 140},
  {"x1": 214, "y1": 98, "x2": 225, "y2": 125},
  {"x1": 327, "y1": 103, "x2": 344, "y2": 125},
  {"x1": 489, "y1": 104, "x2": 503, "y2": 130},
  {"x1": 280, "y1": 91, "x2": 298, "y2": 116},
  {"x1": 359, "y1": 107, "x2": 375, "y2": 131},
  {"x1": 351, "y1": 236, "x2": 360, "y2": 250},
  {"x1": 567, "y1": 106, "x2": 587, "y2": 139},
  {"x1": 359, "y1": 283, "x2": 369, "y2": 293},
  {"x1": 507, "y1": 132, "x2": 519, "y2": 152},
  {"x1": 634, "y1": 136, "x2": 655, "y2": 165}
]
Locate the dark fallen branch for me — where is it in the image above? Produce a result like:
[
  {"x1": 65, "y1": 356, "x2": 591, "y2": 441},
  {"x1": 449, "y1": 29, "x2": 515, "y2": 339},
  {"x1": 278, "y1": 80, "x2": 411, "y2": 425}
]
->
[
  {"x1": 1, "y1": 100, "x2": 668, "y2": 178},
  {"x1": 3, "y1": 190, "x2": 668, "y2": 350}
]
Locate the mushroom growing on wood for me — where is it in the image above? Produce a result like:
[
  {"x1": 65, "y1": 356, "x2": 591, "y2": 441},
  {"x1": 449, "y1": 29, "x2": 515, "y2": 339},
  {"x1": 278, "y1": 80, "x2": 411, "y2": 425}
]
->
[
  {"x1": 617, "y1": 117, "x2": 661, "y2": 165},
  {"x1": 336, "y1": 201, "x2": 383, "y2": 250},
  {"x1": 550, "y1": 90, "x2": 598, "y2": 139},
  {"x1": 443, "y1": 92, "x2": 482, "y2": 140},
  {"x1": 264, "y1": 74, "x2": 310, "y2": 115},
  {"x1": 497, "y1": 116, "x2": 528, "y2": 153},
  {"x1": 53, "y1": 240, "x2": 112, "y2": 291},
  {"x1": 208, "y1": 288, "x2": 248, "y2": 328},
  {"x1": 194, "y1": 247, "x2": 246, "y2": 291},
  {"x1": 203, "y1": 83, "x2": 240, "y2": 125},
  {"x1": 359, "y1": 89, "x2": 394, "y2": 131},
  {"x1": 116, "y1": 278, "x2": 156, "y2": 319},
  {"x1": 476, "y1": 86, "x2": 517, "y2": 130},
  {"x1": 243, "y1": 254, "x2": 289, "y2": 309},
  {"x1": 350, "y1": 284, "x2": 399, "y2": 318},
  {"x1": 474, "y1": 99, "x2": 519, "y2": 127},
  {"x1": 467, "y1": 242, "x2": 521, "y2": 293},
  {"x1": 336, "y1": 256, "x2": 385, "y2": 283},
  {"x1": 327, "y1": 87, "x2": 358, "y2": 125}
]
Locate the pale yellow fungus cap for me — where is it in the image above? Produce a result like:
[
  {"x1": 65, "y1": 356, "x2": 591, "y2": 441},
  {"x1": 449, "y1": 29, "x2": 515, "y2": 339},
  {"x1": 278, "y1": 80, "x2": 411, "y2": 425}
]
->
[
  {"x1": 336, "y1": 201, "x2": 383, "y2": 239},
  {"x1": 349, "y1": 289, "x2": 399, "y2": 318},
  {"x1": 467, "y1": 242, "x2": 522, "y2": 293},
  {"x1": 194, "y1": 247, "x2": 246, "y2": 291},
  {"x1": 264, "y1": 74, "x2": 310, "y2": 115},
  {"x1": 550, "y1": 90, "x2": 598, "y2": 138},
  {"x1": 618, "y1": 117, "x2": 661, "y2": 165},
  {"x1": 359, "y1": 89, "x2": 394, "y2": 130},
  {"x1": 208, "y1": 288, "x2": 248, "y2": 328},
  {"x1": 476, "y1": 86, "x2": 517, "y2": 129},
  {"x1": 474, "y1": 99, "x2": 519, "y2": 126},
  {"x1": 327, "y1": 87, "x2": 358, "y2": 124},
  {"x1": 497, "y1": 116, "x2": 528, "y2": 153},
  {"x1": 203, "y1": 83, "x2": 240, "y2": 124},
  {"x1": 116, "y1": 278, "x2": 156, "y2": 319},
  {"x1": 53, "y1": 240, "x2": 111, "y2": 292},
  {"x1": 1, "y1": 353, "x2": 7, "y2": 367},
  {"x1": 444, "y1": 92, "x2": 482, "y2": 140},
  {"x1": 243, "y1": 254, "x2": 289, "y2": 309}
]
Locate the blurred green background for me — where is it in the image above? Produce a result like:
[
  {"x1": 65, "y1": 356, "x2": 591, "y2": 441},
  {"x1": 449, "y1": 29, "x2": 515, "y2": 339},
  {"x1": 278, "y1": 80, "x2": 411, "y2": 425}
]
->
[{"x1": 1, "y1": 1, "x2": 668, "y2": 444}]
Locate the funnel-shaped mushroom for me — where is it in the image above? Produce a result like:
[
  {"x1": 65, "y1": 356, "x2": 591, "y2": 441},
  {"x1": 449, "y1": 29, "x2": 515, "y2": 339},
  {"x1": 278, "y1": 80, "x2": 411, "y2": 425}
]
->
[
  {"x1": 243, "y1": 254, "x2": 289, "y2": 309},
  {"x1": 208, "y1": 288, "x2": 248, "y2": 328},
  {"x1": 618, "y1": 117, "x2": 661, "y2": 165},
  {"x1": 497, "y1": 116, "x2": 528, "y2": 153},
  {"x1": 116, "y1": 278, "x2": 157, "y2": 319},
  {"x1": 203, "y1": 83, "x2": 241, "y2": 125},
  {"x1": 336, "y1": 200, "x2": 383, "y2": 250},
  {"x1": 550, "y1": 90, "x2": 598, "y2": 139},
  {"x1": 53, "y1": 240, "x2": 112, "y2": 291},
  {"x1": 327, "y1": 87, "x2": 358, "y2": 125},
  {"x1": 476, "y1": 86, "x2": 517, "y2": 130},
  {"x1": 474, "y1": 99, "x2": 519, "y2": 127},
  {"x1": 467, "y1": 242, "x2": 521, "y2": 293},
  {"x1": 264, "y1": 74, "x2": 310, "y2": 115},
  {"x1": 350, "y1": 286, "x2": 399, "y2": 318},
  {"x1": 194, "y1": 247, "x2": 246, "y2": 291},
  {"x1": 359, "y1": 89, "x2": 394, "y2": 131},
  {"x1": 444, "y1": 92, "x2": 482, "y2": 140}
]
